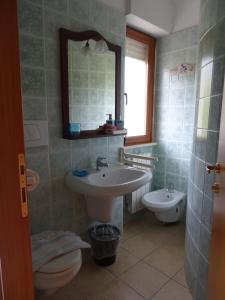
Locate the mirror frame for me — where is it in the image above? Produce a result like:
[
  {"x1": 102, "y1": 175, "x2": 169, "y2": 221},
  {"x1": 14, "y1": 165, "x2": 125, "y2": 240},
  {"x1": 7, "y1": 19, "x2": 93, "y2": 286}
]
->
[{"x1": 59, "y1": 28, "x2": 122, "y2": 140}]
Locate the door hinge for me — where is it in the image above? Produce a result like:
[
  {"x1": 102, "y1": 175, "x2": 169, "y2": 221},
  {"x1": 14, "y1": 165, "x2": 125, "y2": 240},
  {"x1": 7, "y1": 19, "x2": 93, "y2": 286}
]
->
[{"x1": 18, "y1": 153, "x2": 28, "y2": 218}]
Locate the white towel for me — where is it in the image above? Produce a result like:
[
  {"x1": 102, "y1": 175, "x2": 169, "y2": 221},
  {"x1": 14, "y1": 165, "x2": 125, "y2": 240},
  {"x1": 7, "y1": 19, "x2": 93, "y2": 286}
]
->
[{"x1": 32, "y1": 230, "x2": 90, "y2": 272}]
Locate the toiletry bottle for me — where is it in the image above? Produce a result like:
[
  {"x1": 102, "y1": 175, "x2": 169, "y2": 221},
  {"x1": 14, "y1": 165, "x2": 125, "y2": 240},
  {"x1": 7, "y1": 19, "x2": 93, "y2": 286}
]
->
[
  {"x1": 115, "y1": 115, "x2": 124, "y2": 130},
  {"x1": 106, "y1": 114, "x2": 113, "y2": 125}
]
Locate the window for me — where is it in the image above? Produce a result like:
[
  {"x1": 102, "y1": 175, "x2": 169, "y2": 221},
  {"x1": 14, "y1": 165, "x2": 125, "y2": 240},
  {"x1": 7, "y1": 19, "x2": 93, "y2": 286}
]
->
[{"x1": 124, "y1": 27, "x2": 155, "y2": 146}]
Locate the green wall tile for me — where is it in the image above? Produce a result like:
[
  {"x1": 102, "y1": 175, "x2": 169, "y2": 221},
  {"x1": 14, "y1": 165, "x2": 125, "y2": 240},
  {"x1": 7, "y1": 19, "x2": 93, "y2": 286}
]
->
[
  {"x1": 44, "y1": 10, "x2": 68, "y2": 40},
  {"x1": 22, "y1": 67, "x2": 45, "y2": 96},
  {"x1": 45, "y1": 39, "x2": 59, "y2": 69},
  {"x1": 20, "y1": 35, "x2": 44, "y2": 66},
  {"x1": 23, "y1": 97, "x2": 47, "y2": 120},
  {"x1": 44, "y1": 0, "x2": 67, "y2": 13},
  {"x1": 69, "y1": 0, "x2": 90, "y2": 23},
  {"x1": 19, "y1": 0, "x2": 43, "y2": 36}
]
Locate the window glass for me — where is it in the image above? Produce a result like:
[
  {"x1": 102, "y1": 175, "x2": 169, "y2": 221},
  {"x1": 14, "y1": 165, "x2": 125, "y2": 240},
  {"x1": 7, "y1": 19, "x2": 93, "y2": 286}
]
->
[
  {"x1": 124, "y1": 28, "x2": 155, "y2": 146},
  {"x1": 125, "y1": 38, "x2": 148, "y2": 136}
]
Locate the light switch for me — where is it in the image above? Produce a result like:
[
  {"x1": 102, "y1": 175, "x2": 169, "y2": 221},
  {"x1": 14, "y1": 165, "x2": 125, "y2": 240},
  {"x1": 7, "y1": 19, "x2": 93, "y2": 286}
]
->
[{"x1": 30, "y1": 124, "x2": 40, "y2": 140}]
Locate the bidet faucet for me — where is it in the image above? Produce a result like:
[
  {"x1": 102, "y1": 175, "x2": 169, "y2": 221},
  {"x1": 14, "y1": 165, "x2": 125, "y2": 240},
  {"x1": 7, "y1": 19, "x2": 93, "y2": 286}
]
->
[
  {"x1": 166, "y1": 182, "x2": 174, "y2": 193},
  {"x1": 96, "y1": 157, "x2": 109, "y2": 171}
]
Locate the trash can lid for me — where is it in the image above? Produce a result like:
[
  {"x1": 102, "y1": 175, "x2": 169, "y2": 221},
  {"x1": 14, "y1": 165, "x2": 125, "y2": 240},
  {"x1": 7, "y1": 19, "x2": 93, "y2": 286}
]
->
[{"x1": 89, "y1": 224, "x2": 120, "y2": 241}]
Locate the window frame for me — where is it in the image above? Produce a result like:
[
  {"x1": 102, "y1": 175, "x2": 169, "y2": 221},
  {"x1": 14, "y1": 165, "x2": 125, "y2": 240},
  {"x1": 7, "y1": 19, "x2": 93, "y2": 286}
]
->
[{"x1": 124, "y1": 27, "x2": 156, "y2": 146}]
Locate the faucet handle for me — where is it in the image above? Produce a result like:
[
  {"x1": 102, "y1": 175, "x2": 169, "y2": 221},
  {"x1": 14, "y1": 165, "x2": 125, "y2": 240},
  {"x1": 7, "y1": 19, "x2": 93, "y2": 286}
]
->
[
  {"x1": 96, "y1": 157, "x2": 108, "y2": 171},
  {"x1": 96, "y1": 156, "x2": 106, "y2": 162},
  {"x1": 167, "y1": 182, "x2": 174, "y2": 192}
]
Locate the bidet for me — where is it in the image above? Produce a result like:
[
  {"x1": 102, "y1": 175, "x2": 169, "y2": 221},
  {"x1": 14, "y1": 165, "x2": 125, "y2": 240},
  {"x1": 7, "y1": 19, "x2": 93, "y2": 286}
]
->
[{"x1": 142, "y1": 188, "x2": 186, "y2": 223}]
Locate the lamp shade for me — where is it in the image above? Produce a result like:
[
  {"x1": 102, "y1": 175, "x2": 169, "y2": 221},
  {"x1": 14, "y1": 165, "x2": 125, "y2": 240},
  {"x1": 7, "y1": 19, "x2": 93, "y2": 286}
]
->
[{"x1": 95, "y1": 39, "x2": 109, "y2": 53}]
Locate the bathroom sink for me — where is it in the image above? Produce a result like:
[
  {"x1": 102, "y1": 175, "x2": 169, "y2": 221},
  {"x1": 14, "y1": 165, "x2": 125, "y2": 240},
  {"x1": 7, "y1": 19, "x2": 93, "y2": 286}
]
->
[
  {"x1": 65, "y1": 165, "x2": 151, "y2": 197},
  {"x1": 65, "y1": 165, "x2": 152, "y2": 222}
]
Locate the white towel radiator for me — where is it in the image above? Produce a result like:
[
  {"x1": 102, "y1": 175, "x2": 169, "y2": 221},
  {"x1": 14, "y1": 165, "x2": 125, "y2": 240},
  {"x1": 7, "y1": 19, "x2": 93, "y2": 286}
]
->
[{"x1": 120, "y1": 148, "x2": 158, "y2": 214}]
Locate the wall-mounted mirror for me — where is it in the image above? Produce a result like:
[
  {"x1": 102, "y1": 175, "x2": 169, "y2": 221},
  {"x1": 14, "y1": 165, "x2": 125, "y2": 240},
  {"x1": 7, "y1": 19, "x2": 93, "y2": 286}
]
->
[{"x1": 60, "y1": 28, "x2": 122, "y2": 139}]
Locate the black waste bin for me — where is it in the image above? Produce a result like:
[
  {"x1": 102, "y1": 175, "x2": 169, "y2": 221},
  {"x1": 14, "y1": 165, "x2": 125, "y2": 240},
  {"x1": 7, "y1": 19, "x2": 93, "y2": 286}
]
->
[{"x1": 89, "y1": 224, "x2": 121, "y2": 266}]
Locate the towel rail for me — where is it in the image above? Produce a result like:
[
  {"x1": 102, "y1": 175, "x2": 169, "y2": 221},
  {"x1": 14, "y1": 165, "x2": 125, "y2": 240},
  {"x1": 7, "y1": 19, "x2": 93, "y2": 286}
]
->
[{"x1": 120, "y1": 148, "x2": 158, "y2": 169}]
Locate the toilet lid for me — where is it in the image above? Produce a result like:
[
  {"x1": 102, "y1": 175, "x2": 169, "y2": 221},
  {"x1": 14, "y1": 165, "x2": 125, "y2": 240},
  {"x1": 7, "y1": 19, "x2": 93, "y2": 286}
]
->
[{"x1": 38, "y1": 249, "x2": 81, "y2": 274}]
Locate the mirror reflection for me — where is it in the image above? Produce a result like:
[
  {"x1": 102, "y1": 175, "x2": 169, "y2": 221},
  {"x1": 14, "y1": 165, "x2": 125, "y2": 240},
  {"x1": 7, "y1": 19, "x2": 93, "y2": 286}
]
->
[{"x1": 68, "y1": 39, "x2": 116, "y2": 131}]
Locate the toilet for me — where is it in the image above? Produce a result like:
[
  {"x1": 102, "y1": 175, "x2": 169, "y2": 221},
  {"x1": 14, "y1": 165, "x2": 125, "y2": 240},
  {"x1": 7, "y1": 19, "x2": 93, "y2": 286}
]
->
[
  {"x1": 32, "y1": 230, "x2": 90, "y2": 296},
  {"x1": 142, "y1": 188, "x2": 186, "y2": 223},
  {"x1": 34, "y1": 249, "x2": 82, "y2": 296}
]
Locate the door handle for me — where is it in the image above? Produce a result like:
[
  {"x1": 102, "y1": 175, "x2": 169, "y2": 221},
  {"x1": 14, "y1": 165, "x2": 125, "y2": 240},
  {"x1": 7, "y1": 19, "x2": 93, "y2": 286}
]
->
[{"x1": 206, "y1": 163, "x2": 225, "y2": 174}]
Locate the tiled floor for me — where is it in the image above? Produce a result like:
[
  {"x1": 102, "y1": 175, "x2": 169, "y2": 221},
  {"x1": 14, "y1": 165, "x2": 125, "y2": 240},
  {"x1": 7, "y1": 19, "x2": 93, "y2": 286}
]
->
[{"x1": 39, "y1": 212, "x2": 193, "y2": 300}]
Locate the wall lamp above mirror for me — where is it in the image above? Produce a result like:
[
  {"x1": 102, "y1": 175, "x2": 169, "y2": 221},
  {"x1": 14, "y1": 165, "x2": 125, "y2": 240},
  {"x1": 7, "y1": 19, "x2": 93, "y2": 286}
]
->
[{"x1": 59, "y1": 28, "x2": 122, "y2": 140}]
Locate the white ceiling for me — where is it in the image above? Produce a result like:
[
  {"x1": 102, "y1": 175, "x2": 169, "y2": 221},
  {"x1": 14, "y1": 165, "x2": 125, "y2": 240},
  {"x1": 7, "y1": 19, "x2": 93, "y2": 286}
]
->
[
  {"x1": 98, "y1": 0, "x2": 200, "y2": 36},
  {"x1": 172, "y1": 0, "x2": 200, "y2": 32},
  {"x1": 127, "y1": 0, "x2": 174, "y2": 36}
]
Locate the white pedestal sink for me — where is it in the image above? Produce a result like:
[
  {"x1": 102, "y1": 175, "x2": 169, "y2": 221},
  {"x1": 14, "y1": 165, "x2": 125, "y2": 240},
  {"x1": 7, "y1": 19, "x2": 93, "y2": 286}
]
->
[{"x1": 65, "y1": 165, "x2": 152, "y2": 222}]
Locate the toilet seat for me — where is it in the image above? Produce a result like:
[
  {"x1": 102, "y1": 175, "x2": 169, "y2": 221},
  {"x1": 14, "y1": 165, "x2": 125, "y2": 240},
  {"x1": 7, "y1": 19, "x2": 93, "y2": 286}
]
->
[
  {"x1": 32, "y1": 231, "x2": 85, "y2": 295},
  {"x1": 37, "y1": 249, "x2": 81, "y2": 274},
  {"x1": 35, "y1": 264, "x2": 81, "y2": 293},
  {"x1": 35, "y1": 249, "x2": 82, "y2": 293}
]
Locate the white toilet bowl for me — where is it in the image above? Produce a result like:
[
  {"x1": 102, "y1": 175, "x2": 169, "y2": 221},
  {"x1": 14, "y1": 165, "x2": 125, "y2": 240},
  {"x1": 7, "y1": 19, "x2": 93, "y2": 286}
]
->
[
  {"x1": 34, "y1": 249, "x2": 82, "y2": 296},
  {"x1": 142, "y1": 189, "x2": 186, "y2": 223}
]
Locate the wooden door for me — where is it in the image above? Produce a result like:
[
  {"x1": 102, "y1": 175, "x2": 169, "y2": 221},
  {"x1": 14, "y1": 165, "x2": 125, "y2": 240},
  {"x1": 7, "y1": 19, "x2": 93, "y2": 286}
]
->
[
  {"x1": 0, "y1": 1, "x2": 34, "y2": 299},
  {"x1": 208, "y1": 78, "x2": 225, "y2": 299}
]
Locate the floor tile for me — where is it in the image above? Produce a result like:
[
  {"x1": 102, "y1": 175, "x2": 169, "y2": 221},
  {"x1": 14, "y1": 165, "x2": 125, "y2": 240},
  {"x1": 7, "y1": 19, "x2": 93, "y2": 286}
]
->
[
  {"x1": 163, "y1": 239, "x2": 185, "y2": 258},
  {"x1": 95, "y1": 279, "x2": 146, "y2": 300},
  {"x1": 151, "y1": 279, "x2": 193, "y2": 300},
  {"x1": 120, "y1": 261, "x2": 169, "y2": 299},
  {"x1": 122, "y1": 226, "x2": 136, "y2": 242},
  {"x1": 124, "y1": 218, "x2": 149, "y2": 235},
  {"x1": 141, "y1": 211, "x2": 162, "y2": 226},
  {"x1": 173, "y1": 268, "x2": 188, "y2": 288},
  {"x1": 144, "y1": 247, "x2": 184, "y2": 277},
  {"x1": 166, "y1": 228, "x2": 185, "y2": 244},
  {"x1": 162, "y1": 223, "x2": 185, "y2": 236},
  {"x1": 106, "y1": 248, "x2": 139, "y2": 276},
  {"x1": 161, "y1": 227, "x2": 185, "y2": 258},
  {"x1": 141, "y1": 225, "x2": 178, "y2": 247},
  {"x1": 41, "y1": 278, "x2": 145, "y2": 300},
  {"x1": 121, "y1": 234, "x2": 158, "y2": 258},
  {"x1": 69, "y1": 260, "x2": 115, "y2": 297}
]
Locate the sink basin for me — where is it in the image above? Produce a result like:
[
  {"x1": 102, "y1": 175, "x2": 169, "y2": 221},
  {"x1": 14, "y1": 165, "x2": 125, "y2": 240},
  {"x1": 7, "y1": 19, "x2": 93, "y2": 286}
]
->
[
  {"x1": 65, "y1": 165, "x2": 152, "y2": 222},
  {"x1": 65, "y1": 165, "x2": 151, "y2": 197},
  {"x1": 66, "y1": 166, "x2": 152, "y2": 197}
]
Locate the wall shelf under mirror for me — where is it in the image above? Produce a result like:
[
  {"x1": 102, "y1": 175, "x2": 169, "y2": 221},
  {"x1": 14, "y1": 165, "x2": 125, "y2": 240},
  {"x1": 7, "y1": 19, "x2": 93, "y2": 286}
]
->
[
  {"x1": 65, "y1": 131, "x2": 127, "y2": 140},
  {"x1": 59, "y1": 28, "x2": 124, "y2": 140}
]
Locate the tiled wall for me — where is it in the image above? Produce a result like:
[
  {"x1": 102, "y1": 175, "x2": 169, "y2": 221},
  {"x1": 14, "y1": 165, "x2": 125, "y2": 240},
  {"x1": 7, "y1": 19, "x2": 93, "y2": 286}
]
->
[
  {"x1": 18, "y1": 0, "x2": 126, "y2": 235},
  {"x1": 185, "y1": 0, "x2": 225, "y2": 299},
  {"x1": 152, "y1": 27, "x2": 198, "y2": 193}
]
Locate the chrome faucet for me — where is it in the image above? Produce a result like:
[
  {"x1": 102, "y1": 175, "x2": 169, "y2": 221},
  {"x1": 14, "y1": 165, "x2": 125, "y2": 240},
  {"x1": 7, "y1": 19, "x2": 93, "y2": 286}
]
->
[
  {"x1": 96, "y1": 157, "x2": 109, "y2": 171},
  {"x1": 166, "y1": 182, "x2": 175, "y2": 193}
]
